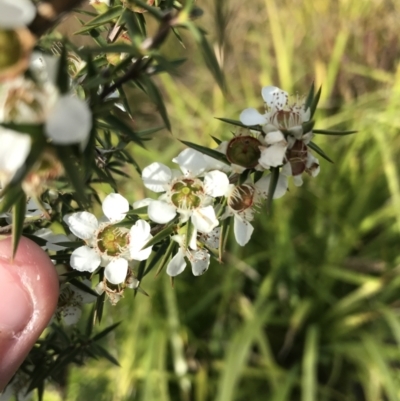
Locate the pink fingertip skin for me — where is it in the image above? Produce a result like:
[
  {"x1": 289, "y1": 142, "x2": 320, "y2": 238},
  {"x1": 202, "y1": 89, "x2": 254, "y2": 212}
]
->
[{"x1": 0, "y1": 236, "x2": 59, "y2": 390}]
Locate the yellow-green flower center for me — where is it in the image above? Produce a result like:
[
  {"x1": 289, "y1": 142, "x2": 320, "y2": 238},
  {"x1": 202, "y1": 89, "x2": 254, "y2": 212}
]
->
[
  {"x1": 97, "y1": 225, "x2": 129, "y2": 256},
  {"x1": 226, "y1": 136, "x2": 261, "y2": 168},
  {"x1": 171, "y1": 179, "x2": 203, "y2": 209},
  {"x1": 0, "y1": 30, "x2": 23, "y2": 70}
]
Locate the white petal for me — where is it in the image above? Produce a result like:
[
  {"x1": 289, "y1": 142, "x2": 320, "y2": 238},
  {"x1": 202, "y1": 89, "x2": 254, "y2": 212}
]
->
[
  {"x1": 63, "y1": 212, "x2": 98, "y2": 240},
  {"x1": 192, "y1": 206, "x2": 218, "y2": 233},
  {"x1": 256, "y1": 173, "x2": 288, "y2": 199},
  {"x1": 102, "y1": 193, "x2": 129, "y2": 223},
  {"x1": 258, "y1": 143, "x2": 287, "y2": 168},
  {"x1": 0, "y1": 0, "x2": 36, "y2": 28},
  {"x1": 306, "y1": 153, "x2": 320, "y2": 177},
  {"x1": 293, "y1": 175, "x2": 303, "y2": 186},
  {"x1": 166, "y1": 249, "x2": 186, "y2": 277},
  {"x1": 95, "y1": 282, "x2": 105, "y2": 295},
  {"x1": 190, "y1": 249, "x2": 210, "y2": 276},
  {"x1": 0, "y1": 129, "x2": 31, "y2": 177},
  {"x1": 30, "y1": 52, "x2": 59, "y2": 84},
  {"x1": 261, "y1": 86, "x2": 288, "y2": 109},
  {"x1": 200, "y1": 227, "x2": 220, "y2": 249},
  {"x1": 133, "y1": 198, "x2": 153, "y2": 209},
  {"x1": 104, "y1": 258, "x2": 128, "y2": 284},
  {"x1": 148, "y1": 200, "x2": 176, "y2": 224},
  {"x1": 45, "y1": 95, "x2": 92, "y2": 145},
  {"x1": 173, "y1": 148, "x2": 207, "y2": 176},
  {"x1": 234, "y1": 216, "x2": 254, "y2": 246},
  {"x1": 142, "y1": 162, "x2": 172, "y2": 192},
  {"x1": 240, "y1": 108, "x2": 268, "y2": 126},
  {"x1": 265, "y1": 130, "x2": 286, "y2": 145},
  {"x1": 281, "y1": 162, "x2": 292, "y2": 177},
  {"x1": 130, "y1": 220, "x2": 153, "y2": 261},
  {"x1": 203, "y1": 170, "x2": 230, "y2": 197},
  {"x1": 70, "y1": 246, "x2": 101, "y2": 273}
]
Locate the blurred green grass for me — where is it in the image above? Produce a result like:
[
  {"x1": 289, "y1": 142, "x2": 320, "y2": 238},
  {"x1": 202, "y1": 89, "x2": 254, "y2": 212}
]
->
[{"x1": 45, "y1": 0, "x2": 400, "y2": 400}]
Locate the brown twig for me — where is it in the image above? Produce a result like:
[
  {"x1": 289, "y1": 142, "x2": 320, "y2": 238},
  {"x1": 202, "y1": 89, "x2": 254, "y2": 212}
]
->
[{"x1": 29, "y1": 0, "x2": 87, "y2": 37}]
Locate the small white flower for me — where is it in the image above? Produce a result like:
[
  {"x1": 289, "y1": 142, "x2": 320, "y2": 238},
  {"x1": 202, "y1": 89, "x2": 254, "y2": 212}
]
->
[
  {"x1": 34, "y1": 227, "x2": 71, "y2": 251},
  {"x1": 142, "y1": 162, "x2": 229, "y2": 235},
  {"x1": 0, "y1": 0, "x2": 36, "y2": 29},
  {"x1": 57, "y1": 279, "x2": 96, "y2": 325},
  {"x1": 223, "y1": 174, "x2": 288, "y2": 246},
  {"x1": 0, "y1": 76, "x2": 58, "y2": 124},
  {"x1": 0, "y1": 61, "x2": 92, "y2": 146},
  {"x1": 64, "y1": 193, "x2": 153, "y2": 285},
  {"x1": 166, "y1": 234, "x2": 211, "y2": 277},
  {"x1": 1, "y1": 197, "x2": 51, "y2": 224},
  {"x1": 281, "y1": 141, "x2": 320, "y2": 186},
  {"x1": 240, "y1": 86, "x2": 310, "y2": 137}
]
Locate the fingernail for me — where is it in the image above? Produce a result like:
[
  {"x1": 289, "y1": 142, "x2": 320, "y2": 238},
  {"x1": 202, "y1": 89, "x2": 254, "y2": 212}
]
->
[{"x1": 0, "y1": 261, "x2": 33, "y2": 336}]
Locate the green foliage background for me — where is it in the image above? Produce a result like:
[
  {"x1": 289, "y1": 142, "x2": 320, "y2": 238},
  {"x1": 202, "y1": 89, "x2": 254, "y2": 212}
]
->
[{"x1": 45, "y1": 0, "x2": 400, "y2": 400}]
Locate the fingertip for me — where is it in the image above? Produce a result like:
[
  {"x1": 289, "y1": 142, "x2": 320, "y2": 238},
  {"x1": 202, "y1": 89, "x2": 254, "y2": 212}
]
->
[{"x1": 0, "y1": 236, "x2": 59, "y2": 390}]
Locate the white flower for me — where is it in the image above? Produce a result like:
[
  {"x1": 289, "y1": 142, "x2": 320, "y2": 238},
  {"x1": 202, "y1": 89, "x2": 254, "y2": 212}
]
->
[
  {"x1": 281, "y1": 141, "x2": 320, "y2": 186},
  {"x1": 57, "y1": 279, "x2": 97, "y2": 325},
  {"x1": 0, "y1": 76, "x2": 58, "y2": 124},
  {"x1": 240, "y1": 86, "x2": 310, "y2": 137},
  {"x1": 0, "y1": 60, "x2": 92, "y2": 146},
  {"x1": 142, "y1": 162, "x2": 229, "y2": 235},
  {"x1": 34, "y1": 227, "x2": 71, "y2": 251},
  {"x1": 1, "y1": 197, "x2": 51, "y2": 223},
  {"x1": 166, "y1": 234, "x2": 211, "y2": 277},
  {"x1": 45, "y1": 95, "x2": 92, "y2": 145},
  {"x1": 0, "y1": 0, "x2": 36, "y2": 29},
  {"x1": 64, "y1": 193, "x2": 153, "y2": 285},
  {"x1": 223, "y1": 174, "x2": 288, "y2": 246}
]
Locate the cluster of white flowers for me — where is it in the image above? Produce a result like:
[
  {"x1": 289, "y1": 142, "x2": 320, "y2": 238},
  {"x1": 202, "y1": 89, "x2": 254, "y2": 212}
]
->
[
  {"x1": 54, "y1": 84, "x2": 327, "y2": 298},
  {"x1": 0, "y1": 0, "x2": 92, "y2": 190},
  {"x1": 238, "y1": 85, "x2": 320, "y2": 186}
]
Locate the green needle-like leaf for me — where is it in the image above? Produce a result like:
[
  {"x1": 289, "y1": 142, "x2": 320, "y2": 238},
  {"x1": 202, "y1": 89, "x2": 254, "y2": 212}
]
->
[
  {"x1": 92, "y1": 322, "x2": 121, "y2": 342},
  {"x1": 143, "y1": 239, "x2": 173, "y2": 277},
  {"x1": 266, "y1": 167, "x2": 280, "y2": 214},
  {"x1": 304, "y1": 81, "x2": 315, "y2": 111},
  {"x1": 12, "y1": 192, "x2": 27, "y2": 258},
  {"x1": 180, "y1": 140, "x2": 230, "y2": 165},
  {"x1": 141, "y1": 224, "x2": 175, "y2": 250},
  {"x1": 309, "y1": 86, "x2": 322, "y2": 119},
  {"x1": 313, "y1": 129, "x2": 357, "y2": 136},
  {"x1": 139, "y1": 76, "x2": 171, "y2": 131},
  {"x1": 76, "y1": 6, "x2": 123, "y2": 29},
  {"x1": 215, "y1": 117, "x2": 264, "y2": 132},
  {"x1": 182, "y1": 22, "x2": 226, "y2": 92},
  {"x1": 308, "y1": 141, "x2": 334, "y2": 163},
  {"x1": 56, "y1": 146, "x2": 90, "y2": 208}
]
